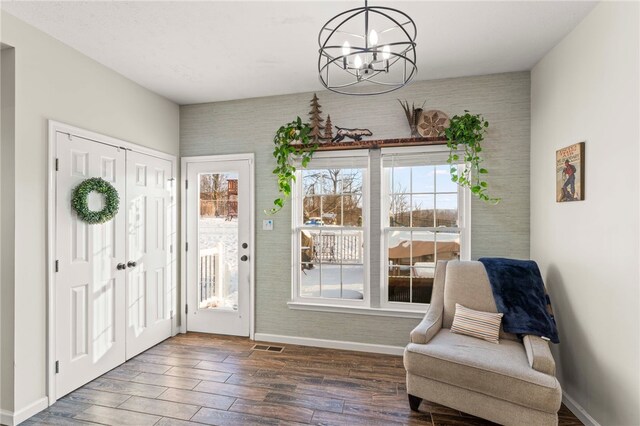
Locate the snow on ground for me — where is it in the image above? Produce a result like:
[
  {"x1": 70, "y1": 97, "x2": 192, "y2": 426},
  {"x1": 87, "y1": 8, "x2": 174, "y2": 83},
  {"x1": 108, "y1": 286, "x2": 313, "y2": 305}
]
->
[
  {"x1": 300, "y1": 263, "x2": 364, "y2": 299},
  {"x1": 199, "y1": 217, "x2": 239, "y2": 309}
]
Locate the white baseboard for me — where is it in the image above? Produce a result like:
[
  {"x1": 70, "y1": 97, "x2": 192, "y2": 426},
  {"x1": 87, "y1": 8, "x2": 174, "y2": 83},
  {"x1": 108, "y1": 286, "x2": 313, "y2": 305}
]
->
[
  {"x1": 563, "y1": 391, "x2": 600, "y2": 426},
  {"x1": 1, "y1": 397, "x2": 49, "y2": 426},
  {"x1": 254, "y1": 333, "x2": 405, "y2": 356}
]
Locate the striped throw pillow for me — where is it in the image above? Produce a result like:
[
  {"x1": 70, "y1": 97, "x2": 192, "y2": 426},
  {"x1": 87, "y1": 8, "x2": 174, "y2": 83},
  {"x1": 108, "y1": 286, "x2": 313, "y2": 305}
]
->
[{"x1": 451, "y1": 303, "x2": 503, "y2": 344}]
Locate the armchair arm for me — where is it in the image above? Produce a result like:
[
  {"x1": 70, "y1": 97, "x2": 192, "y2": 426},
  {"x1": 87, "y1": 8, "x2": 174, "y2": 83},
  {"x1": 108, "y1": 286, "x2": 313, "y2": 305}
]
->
[
  {"x1": 410, "y1": 304, "x2": 443, "y2": 344},
  {"x1": 410, "y1": 260, "x2": 447, "y2": 344},
  {"x1": 523, "y1": 335, "x2": 556, "y2": 376}
]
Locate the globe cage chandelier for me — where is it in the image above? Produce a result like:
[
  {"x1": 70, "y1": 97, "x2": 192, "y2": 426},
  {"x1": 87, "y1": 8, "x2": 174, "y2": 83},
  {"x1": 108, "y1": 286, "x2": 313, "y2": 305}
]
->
[{"x1": 318, "y1": 0, "x2": 417, "y2": 95}]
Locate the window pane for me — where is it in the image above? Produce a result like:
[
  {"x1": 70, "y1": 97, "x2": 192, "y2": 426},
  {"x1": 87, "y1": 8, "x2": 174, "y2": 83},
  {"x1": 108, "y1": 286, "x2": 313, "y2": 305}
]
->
[
  {"x1": 388, "y1": 230, "x2": 412, "y2": 267},
  {"x1": 390, "y1": 193, "x2": 410, "y2": 227},
  {"x1": 436, "y1": 165, "x2": 458, "y2": 192},
  {"x1": 320, "y1": 263, "x2": 342, "y2": 298},
  {"x1": 410, "y1": 231, "x2": 436, "y2": 267},
  {"x1": 300, "y1": 231, "x2": 316, "y2": 263},
  {"x1": 411, "y1": 194, "x2": 435, "y2": 227},
  {"x1": 411, "y1": 267, "x2": 433, "y2": 303},
  {"x1": 342, "y1": 265, "x2": 364, "y2": 300},
  {"x1": 412, "y1": 165, "x2": 435, "y2": 193},
  {"x1": 436, "y1": 232, "x2": 461, "y2": 261},
  {"x1": 338, "y1": 230, "x2": 364, "y2": 264},
  {"x1": 388, "y1": 265, "x2": 410, "y2": 302},
  {"x1": 303, "y1": 195, "x2": 321, "y2": 224},
  {"x1": 302, "y1": 169, "x2": 323, "y2": 195},
  {"x1": 342, "y1": 195, "x2": 363, "y2": 226},
  {"x1": 320, "y1": 194, "x2": 340, "y2": 225},
  {"x1": 436, "y1": 194, "x2": 458, "y2": 227},
  {"x1": 300, "y1": 263, "x2": 320, "y2": 298},
  {"x1": 391, "y1": 167, "x2": 411, "y2": 194},
  {"x1": 339, "y1": 168, "x2": 363, "y2": 194}
]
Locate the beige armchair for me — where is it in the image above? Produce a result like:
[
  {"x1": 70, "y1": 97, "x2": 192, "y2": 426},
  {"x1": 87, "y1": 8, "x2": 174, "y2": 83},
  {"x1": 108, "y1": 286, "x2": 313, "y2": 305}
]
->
[{"x1": 404, "y1": 260, "x2": 562, "y2": 426}]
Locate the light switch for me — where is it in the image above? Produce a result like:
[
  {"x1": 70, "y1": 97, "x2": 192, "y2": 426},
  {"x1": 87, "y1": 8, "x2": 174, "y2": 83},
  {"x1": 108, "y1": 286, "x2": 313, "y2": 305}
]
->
[{"x1": 263, "y1": 219, "x2": 274, "y2": 231}]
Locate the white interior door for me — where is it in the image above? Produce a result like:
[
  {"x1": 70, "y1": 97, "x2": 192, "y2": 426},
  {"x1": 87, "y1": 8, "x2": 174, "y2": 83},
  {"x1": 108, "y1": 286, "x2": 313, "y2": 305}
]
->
[
  {"x1": 185, "y1": 157, "x2": 253, "y2": 336},
  {"x1": 125, "y1": 151, "x2": 173, "y2": 358},
  {"x1": 55, "y1": 132, "x2": 126, "y2": 398}
]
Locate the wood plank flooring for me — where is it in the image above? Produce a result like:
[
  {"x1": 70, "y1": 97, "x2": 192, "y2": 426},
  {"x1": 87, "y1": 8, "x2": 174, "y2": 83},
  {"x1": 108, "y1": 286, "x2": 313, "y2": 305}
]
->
[{"x1": 24, "y1": 333, "x2": 583, "y2": 425}]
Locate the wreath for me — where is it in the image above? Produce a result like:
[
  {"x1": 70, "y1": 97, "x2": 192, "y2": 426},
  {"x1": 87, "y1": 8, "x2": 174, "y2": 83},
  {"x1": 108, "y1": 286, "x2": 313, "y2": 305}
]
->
[{"x1": 71, "y1": 177, "x2": 120, "y2": 224}]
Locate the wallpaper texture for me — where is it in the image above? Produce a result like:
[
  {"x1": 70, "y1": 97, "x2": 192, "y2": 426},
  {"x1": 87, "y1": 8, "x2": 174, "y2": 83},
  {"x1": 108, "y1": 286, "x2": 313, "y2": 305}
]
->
[{"x1": 180, "y1": 72, "x2": 530, "y2": 346}]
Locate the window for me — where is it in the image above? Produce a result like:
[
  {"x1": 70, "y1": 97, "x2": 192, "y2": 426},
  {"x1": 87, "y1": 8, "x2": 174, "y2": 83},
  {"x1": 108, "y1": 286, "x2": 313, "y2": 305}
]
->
[
  {"x1": 290, "y1": 148, "x2": 468, "y2": 315},
  {"x1": 292, "y1": 153, "x2": 368, "y2": 306},
  {"x1": 382, "y1": 150, "x2": 469, "y2": 308}
]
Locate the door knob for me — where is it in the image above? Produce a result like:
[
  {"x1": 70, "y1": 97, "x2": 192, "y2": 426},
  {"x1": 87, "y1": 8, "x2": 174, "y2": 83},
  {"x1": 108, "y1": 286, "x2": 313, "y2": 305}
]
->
[
  {"x1": 117, "y1": 263, "x2": 127, "y2": 270},
  {"x1": 240, "y1": 255, "x2": 248, "y2": 262},
  {"x1": 127, "y1": 261, "x2": 137, "y2": 268}
]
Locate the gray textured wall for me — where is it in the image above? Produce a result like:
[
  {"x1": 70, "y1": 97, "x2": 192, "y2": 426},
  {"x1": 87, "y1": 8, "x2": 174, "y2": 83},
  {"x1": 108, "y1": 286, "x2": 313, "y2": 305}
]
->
[{"x1": 180, "y1": 72, "x2": 530, "y2": 346}]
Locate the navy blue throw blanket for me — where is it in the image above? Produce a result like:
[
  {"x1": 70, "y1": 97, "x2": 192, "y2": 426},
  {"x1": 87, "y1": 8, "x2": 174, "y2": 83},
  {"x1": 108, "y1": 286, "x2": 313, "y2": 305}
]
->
[{"x1": 478, "y1": 258, "x2": 559, "y2": 343}]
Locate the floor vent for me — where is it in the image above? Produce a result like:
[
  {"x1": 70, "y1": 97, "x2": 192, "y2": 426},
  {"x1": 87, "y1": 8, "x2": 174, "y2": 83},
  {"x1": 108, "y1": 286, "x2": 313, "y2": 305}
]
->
[{"x1": 252, "y1": 344, "x2": 284, "y2": 353}]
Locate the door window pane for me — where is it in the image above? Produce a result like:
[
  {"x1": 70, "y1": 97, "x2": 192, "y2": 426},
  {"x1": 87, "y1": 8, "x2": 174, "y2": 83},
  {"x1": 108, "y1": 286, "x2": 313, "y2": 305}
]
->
[{"x1": 198, "y1": 172, "x2": 239, "y2": 311}]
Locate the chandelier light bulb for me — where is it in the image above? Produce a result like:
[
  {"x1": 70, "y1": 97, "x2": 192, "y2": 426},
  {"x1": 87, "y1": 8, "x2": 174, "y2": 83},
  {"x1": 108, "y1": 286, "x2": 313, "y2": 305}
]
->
[
  {"x1": 382, "y1": 45, "x2": 391, "y2": 60},
  {"x1": 354, "y1": 55, "x2": 363, "y2": 69},
  {"x1": 369, "y1": 29, "x2": 379, "y2": 46},
  {"x1": 342, "y1": 41, "x2": 351, "y2": 56}
]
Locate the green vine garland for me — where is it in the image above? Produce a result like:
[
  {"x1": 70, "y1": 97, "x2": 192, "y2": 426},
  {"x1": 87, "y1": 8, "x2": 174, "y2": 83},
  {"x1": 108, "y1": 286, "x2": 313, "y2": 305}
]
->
[
  {"x1": 72, "y1": 177, "x2": 120, "y2": 224},
  {"x1": 445, "y1": 111, "x2": 500, "y2": 204},
  {"x1": 268, "y1": 117, "x2": 318, "y2": 214}
]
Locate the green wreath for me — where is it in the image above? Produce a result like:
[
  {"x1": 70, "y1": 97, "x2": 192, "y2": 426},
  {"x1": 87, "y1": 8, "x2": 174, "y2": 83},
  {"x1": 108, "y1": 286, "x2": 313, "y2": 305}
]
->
[{"x1": 71, "y1": 177, "x2": 120, "y2": 224}]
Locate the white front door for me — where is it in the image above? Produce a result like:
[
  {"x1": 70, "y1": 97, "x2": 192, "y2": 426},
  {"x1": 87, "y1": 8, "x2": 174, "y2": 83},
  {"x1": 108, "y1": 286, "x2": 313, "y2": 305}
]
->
[
  {"x1": 185, "y1": 157, "x2": 253, "y2": 336},
  {"x1": 55, "y1": 132, "x2": 126, "y2": 398},
  {"x1": 125, "y1": 151, "x2": 173, "y2": 358}
]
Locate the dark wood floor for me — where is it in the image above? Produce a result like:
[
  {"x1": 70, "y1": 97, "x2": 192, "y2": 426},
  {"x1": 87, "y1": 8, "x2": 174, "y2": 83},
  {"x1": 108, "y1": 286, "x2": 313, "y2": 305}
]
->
[{"x1": 25, "y1": 333, "x2": 582, "y2": 425}]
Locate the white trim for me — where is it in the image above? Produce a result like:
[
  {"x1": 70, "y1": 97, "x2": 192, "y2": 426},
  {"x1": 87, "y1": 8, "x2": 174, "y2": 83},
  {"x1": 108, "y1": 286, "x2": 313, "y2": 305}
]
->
[
  {"x1": 46, "y1": 122, "x2": 57, "y2": 405},
  {"x1": 562, "y1": 391, "x2": 601, "y2": 426},
  {"x1": 180, "y1": 153, "x2": 256, "y2": 339},
  {"x1": 381, "y1": 145, "x2": 452, "y2": 156},
  {"x1": 46, "y1": 120, "x2": 178, "y2": 404},
  {"x1": 1, "y1": 397, "x2": 49, "y2": 426},
  {"x1": 290, "y1": 158, "x2": 370, "y2": 307},
  {"x1": 287, "y1": 301, "x2": 425, "y2": 318},
  {"x1": 48, "y1": 120, "x2": 176, "y2": 162},
  {"x1": 254, "y1": 333, "x2": 405, "y2": 356}
]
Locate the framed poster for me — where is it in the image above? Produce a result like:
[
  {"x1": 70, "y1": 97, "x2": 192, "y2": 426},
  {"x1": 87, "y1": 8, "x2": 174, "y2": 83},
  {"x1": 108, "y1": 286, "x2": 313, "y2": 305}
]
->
[{"x1": 556, "y1": 142, "x2": 585, "y2": 202}]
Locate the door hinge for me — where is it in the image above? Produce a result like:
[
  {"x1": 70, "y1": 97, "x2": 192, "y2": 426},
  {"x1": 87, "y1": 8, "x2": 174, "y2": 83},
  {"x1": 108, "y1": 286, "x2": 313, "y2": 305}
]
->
[
  {"x1": 185, "y1": 242, "x2": 189, "y2": 252},
  {"x1": 55, "y1": 361, "x2": 59, "y2": 374},
  {"x1": 55, "y1": 158, "x2": 59, "y2": 171},
  {"x1": 185, "y1": 304, "x2": 189, "y2": 315},
  {"x1": 185, "y1": 180, "x2": 188, "y2": 190},
  {"x1": 170, "y1": 310, "x2": 174, "y2": 319},
  {"x1": 169, "y1": 244, "x2": 173, "y2": 254},
  {"x1": 55, "y1": 260, "x2": 59, "y2": 272}
]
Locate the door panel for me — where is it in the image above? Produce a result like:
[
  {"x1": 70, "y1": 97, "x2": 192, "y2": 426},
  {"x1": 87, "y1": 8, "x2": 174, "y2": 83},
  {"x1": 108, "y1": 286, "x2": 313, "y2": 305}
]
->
[
  {"x1": 125, "y1": 151, "x2": 173, "y2": 358},
  {"x1": 186, "y1": 159, "x2": 252, "y2": 336},
  {"x1": 55, "y1": 133, "x2": 126, "y2": 398}
]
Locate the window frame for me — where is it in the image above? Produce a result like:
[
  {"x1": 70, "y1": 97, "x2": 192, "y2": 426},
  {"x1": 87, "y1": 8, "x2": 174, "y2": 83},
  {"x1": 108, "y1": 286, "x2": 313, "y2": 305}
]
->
[
  {"x1": 288, "y1": 146, "x2": 470, "y2": 317},
  {"x1": 290, "y1": 150, "x2": 371, "y2": 308},
  {"x1": 379, "y1": 146, "x2": 471, "y2": 311}
]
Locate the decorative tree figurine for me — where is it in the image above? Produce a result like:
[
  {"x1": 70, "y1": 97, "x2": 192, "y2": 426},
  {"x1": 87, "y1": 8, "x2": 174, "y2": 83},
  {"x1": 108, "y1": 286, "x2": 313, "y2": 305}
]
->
[
  {"x1": 308, "y1": 93, "x2": 325, "y2": 142},
  {"x1": 323, "y1": 115, "x2": 334, "y2": 141}
]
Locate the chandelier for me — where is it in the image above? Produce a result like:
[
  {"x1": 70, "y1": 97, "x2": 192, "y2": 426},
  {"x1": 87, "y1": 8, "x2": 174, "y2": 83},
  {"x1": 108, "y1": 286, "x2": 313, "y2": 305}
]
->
[{"x1": 318, "y1": 0, "x2": 417, "y2": 95}]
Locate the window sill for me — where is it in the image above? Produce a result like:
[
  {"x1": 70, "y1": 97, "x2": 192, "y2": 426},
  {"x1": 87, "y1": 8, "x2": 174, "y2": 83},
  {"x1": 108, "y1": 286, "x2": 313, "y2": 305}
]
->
[{"x1": 287, "y1": 301, "x2": 426, "y2": 319}]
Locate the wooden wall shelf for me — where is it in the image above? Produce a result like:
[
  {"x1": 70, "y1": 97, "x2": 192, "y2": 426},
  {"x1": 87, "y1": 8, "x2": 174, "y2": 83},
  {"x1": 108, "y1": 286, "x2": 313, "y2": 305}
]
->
[{"x1": 305, "y1": 136, "x2": 448, "y2": 151}]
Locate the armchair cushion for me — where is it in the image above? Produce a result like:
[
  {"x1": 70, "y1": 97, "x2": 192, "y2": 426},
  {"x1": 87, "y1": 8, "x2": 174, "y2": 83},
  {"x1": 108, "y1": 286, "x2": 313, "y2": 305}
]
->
[
  {"x1": 451, "y1": 303, "x2": 503, "y2": 343},
  {"x1": 404, "y1": 330, "x2": 562, "y2": 413},
  {"x1": 523, "y1": 335, "x2": 556, "y2": 376}
]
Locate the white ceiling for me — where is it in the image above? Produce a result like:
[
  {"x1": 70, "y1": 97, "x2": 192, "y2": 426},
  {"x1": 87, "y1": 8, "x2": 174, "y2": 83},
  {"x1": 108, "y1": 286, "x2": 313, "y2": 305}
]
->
[{"x1": 2, "y1": 1, "x2": 597, "y2": 105}]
